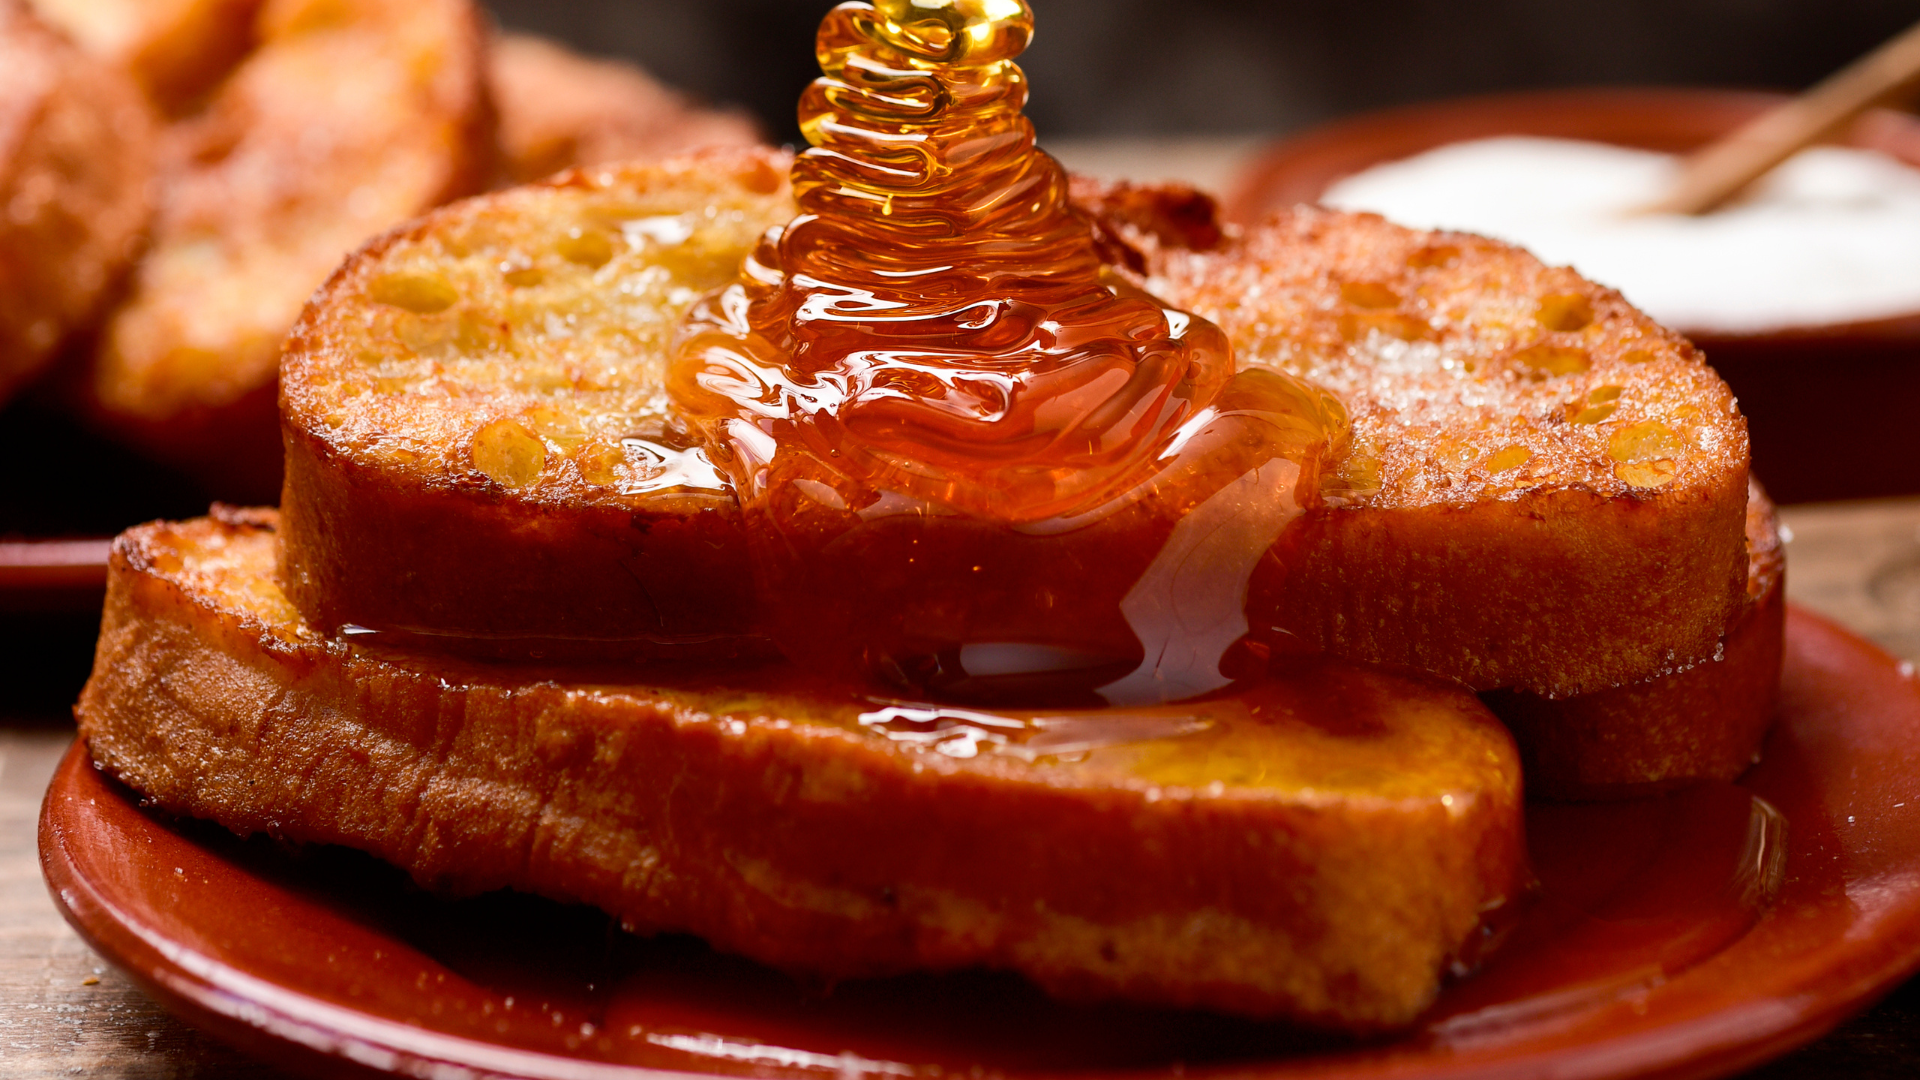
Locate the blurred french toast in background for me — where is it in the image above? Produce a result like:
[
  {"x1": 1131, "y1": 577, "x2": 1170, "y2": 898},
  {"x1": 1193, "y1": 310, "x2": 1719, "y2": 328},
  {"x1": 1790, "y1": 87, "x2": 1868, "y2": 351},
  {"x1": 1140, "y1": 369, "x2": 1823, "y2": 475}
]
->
[
  {"x1": 490, "y1": 31, "x2": 761, "y2": 186},
  {"x1": 28, "y1": 0, "x2": 261, "y2": 116},
  {"x1": 0, "y1": 0, "x2": 766, "y2": 502},
  {"x1": 0, "y1": 0, "x2": 153, "y2": 407},
  {"x1": 78, "y1": 0, "x2": 491, "y2": 502}
]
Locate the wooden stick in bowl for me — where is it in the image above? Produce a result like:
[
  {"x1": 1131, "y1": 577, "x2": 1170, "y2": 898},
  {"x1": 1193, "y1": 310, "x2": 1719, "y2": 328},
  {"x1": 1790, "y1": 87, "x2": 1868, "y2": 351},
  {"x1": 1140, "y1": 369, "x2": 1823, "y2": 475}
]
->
[{"x1": 1641, "y1": 17, "x2": 1920, "y2": 216}]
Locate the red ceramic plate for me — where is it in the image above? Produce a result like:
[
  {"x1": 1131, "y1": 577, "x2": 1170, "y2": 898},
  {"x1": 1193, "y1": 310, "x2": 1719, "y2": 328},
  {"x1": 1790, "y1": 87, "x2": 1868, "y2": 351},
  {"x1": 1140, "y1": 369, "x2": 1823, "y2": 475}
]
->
[{"x1": 39, "y1": 607, "x2": 1920, "y2": 1080}]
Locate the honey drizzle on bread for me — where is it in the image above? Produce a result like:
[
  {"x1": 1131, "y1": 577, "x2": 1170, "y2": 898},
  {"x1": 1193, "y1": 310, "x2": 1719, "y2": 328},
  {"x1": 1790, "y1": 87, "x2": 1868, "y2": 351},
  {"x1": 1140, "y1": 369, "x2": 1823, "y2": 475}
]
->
[
  {"x1": 666, "y1": 1, "x2": 1352, "y2": 700},
  {"x1": 79, "y1": 0, "x2": 1777, "y2": 1035},
  {"x1": 670, "y1": 0, "x2": 1242, "y2": 523}
]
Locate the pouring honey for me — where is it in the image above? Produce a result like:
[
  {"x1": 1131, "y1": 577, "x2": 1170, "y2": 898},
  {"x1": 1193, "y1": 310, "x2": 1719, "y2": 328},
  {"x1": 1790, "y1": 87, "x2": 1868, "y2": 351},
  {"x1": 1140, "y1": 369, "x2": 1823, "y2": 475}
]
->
[
  {"x1": 670, "y1": 0, "x2": 1346, "y2": 706},
  {"x1": 660, "y1": 6, "x2": 1788, "y2": 1009}
]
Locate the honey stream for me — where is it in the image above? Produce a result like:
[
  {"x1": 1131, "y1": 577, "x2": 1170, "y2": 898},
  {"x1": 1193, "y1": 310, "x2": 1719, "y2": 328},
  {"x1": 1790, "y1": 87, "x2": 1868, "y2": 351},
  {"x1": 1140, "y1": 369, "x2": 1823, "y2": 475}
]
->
[
  {"x1": 670, "y1": 0, "x2": 1346, "y2": 704},
  {"x1": 291, "y1": 4, "x2": 1788, "y2": 1039}
]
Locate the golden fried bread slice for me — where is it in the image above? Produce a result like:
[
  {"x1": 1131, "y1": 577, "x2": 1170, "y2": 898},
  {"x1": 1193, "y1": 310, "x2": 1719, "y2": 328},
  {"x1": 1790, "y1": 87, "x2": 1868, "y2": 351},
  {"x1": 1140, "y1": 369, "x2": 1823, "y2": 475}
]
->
[
  {"x1": 282, "y1": 162, "x2": 1746, "y2": 701},
  {"x1": 79, "y1": 510, "x2": 1525, "y2": 1030},
  {"x1": 1490, "y1": 480, "x2": 1783, "y2": 800},
  {"x1": 278, "y1": 149, "x2": 791, "y2": 654},
  {"x1": 0, "y1": 0, "x2": 154, "y2": 404},
  {"x1": 1111, "y1": 196, "x2": 1749, "y2": 697},
  {"x1": 27, "y1": 0, "x2": 262, "y2": 115},
  {"x1": 490, "y1": 32, "x2": 762, "y2": 185},
  {"x1": 83, "y1": 0, "x2": 490, "y2": 500}
]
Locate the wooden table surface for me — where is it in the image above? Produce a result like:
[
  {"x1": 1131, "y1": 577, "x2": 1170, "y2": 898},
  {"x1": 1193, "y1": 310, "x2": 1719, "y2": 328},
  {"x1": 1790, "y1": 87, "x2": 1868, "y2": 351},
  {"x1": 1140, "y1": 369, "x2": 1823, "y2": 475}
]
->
[{"x1": 2, "y1": 495, "x2": 1919, "y2": 1078}]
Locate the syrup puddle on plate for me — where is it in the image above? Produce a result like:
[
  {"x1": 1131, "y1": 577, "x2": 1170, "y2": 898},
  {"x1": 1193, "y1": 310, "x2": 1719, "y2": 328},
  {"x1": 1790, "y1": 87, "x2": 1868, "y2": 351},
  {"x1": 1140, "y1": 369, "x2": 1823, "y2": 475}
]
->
[{"x1": 1422, "y1": 781, "x2": 1788, "y2": 1048}]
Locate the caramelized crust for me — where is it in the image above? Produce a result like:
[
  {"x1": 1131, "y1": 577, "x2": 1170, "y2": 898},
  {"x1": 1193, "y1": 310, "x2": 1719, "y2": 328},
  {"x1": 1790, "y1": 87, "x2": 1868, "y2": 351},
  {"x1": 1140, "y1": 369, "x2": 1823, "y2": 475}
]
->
[
  {"x1": 27, "y1": 0, "x2": 262, "y2": 115},
  {"x1": 83, "y1": 0, "x2": 490, "y2": 499},
  {"x1": 489, "y1": 32, "x2": 763, "y2": 185},
  {"x1": 1490, "y1": 481, "x2": 1784, "y2": 799},
  {"x1": 79, "y1": 512, "x2": 1525, "y2": 1030},
  {"x1": 279, "y1": 149, "x2": 793, "y2": 651},
  {"x1": 1122, "y1": 200, "x2": 1749, "y2": 696},
  {"x1": 0, "y1": 0, "x2": 154, "y2": 404}
]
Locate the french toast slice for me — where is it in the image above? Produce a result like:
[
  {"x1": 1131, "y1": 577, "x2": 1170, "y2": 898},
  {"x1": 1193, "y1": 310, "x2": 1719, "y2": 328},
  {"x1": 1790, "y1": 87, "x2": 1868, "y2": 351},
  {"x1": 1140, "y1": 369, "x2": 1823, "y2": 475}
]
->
[
  {"x1": 78, "y1": 510, "x2": 1525, "y2": 1030},
  {"x1": 27, "y1": 0, "x2": 262, "y2": 115},
  {"x1": 489, "y1": 32, "x2": 763, "y2": 186},
  {"x1": 1488, "y1": 480, "x2": 1784, "y2": 800},
  {"x1": 279, "y1": 149, "x2": 791, "y2": 654},
  {"x1": 0, "y1": 0, "x2": 154, "y2": 405},
  {"x1": 1105, "y1": 194, "x2": 1751, "y2": 697},
  {"x1": 81, "y1": 0, "x2": 490, "y2": 501},
  {"x1": 280, "y1": 153, "x2": 1748, "y2": 699}
]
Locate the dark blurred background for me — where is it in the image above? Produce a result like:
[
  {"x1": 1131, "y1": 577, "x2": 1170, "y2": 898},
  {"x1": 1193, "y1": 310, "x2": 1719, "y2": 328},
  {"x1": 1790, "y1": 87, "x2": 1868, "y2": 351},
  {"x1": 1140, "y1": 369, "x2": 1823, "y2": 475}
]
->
[{"x1": 483, "y1": 0, "x2": 1919, "y2": 145}]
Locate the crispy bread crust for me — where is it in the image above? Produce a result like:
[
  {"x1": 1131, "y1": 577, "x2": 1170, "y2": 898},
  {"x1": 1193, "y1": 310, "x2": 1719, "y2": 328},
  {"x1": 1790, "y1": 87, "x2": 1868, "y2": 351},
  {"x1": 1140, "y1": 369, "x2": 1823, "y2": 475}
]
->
[
  {"x1": 280, "y1": 430, "x2": 762, "y2": 656},
  {"x1": 1489, "y1": 481, "x2": 1784, "y2": 799},
  {"x1": 489, "y1": 32, "x2": 763, "y2": 186},
  {"x1": 78, "y1": 511, "x2": 1525, "y2": 1029},
  {"x1": 82, "y1": 0, "x2": 491, "y2": 499},
  {"x1": 0, "y1": 0, "x2": 154, "y2": 404},
  {"x1": 1120, "y1": 199, "x2": 1749, "y2": 696}
]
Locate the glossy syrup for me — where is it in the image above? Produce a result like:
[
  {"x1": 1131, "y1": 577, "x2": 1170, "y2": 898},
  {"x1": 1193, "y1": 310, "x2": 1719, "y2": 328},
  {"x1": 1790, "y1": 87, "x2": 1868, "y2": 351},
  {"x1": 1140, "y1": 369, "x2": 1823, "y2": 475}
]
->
[{"x1": 669, "y1": 0, "x2": 1345, "y2": 704}]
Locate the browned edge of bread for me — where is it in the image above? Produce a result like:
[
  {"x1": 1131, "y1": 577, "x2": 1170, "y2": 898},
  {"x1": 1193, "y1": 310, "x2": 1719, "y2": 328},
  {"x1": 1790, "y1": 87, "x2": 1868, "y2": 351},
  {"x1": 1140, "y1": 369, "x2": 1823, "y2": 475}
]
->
[
  {"x1": 1488, "y1": 480, "x2": 1784, "y2": 799},
  {"x1": 80, "y1": 509, "x2": 1526, "y2": 1030},
  {"x1": 280, "y1": 425, "x2": 763, "y2": 657}
]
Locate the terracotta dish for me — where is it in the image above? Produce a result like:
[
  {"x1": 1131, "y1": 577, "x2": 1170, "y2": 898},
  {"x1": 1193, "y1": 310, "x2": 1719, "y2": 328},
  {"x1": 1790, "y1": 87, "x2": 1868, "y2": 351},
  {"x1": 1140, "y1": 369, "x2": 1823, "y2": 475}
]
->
[
  {"x1": 40, "y1": 607, "x2": 1920, "y2": 1080},
  {"x1": 1226, "y1": 88, "x2": 1920, "y2": 504}
]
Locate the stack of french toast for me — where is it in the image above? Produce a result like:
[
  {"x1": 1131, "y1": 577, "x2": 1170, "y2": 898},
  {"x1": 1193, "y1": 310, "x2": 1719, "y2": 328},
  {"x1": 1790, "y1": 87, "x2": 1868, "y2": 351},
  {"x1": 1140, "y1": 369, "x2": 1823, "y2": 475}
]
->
[
  {"x1": 72, "y1": 136, "x2": 1783, "y2": 1032},
  {"x1": 0, "y1": 0, "x2": 760, "y2": 497}
]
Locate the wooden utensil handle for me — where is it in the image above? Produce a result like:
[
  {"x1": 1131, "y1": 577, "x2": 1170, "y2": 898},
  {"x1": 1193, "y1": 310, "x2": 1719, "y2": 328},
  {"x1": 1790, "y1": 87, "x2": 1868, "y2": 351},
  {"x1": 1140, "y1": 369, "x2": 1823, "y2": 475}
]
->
[{"x1": 1644, "y1": 17, "x2": 1920, "y2": 216}]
